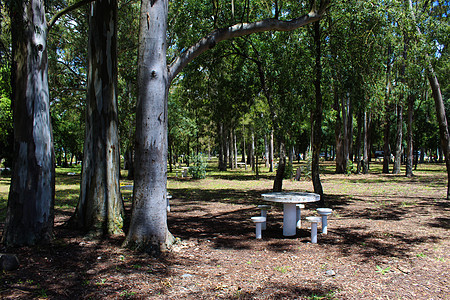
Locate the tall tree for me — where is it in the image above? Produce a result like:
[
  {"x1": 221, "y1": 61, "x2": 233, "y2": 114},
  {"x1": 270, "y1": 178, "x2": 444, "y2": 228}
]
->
[
  {"x1": 406, "y1": 0, "x2": 450, "y2": 198},
  {"x1": 124, "y1": 0, "x2": 330, "y2": 253},
  {"x1": 3, "y1": 0, "x2": 55, "y2": 246},
  {"x1": 70, "y1": 0, "x2": 124, "y2": 235},
  {"x1": 311, "y1": 20, "x2": 323, "y2": 197}
]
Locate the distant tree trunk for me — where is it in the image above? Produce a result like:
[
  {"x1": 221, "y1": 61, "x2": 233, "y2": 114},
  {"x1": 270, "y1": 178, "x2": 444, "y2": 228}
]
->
[
  {"x1": 123, "y1": 0, "x2": 174, "y2": 254},
  {"x1": 264, "y1": 134, "x2": 270, "y2": 168},
  {"x1": 3, "y1": 0, "x2": 55, "y2": 246},
  {"x1": 334, "y1": 92, "x2": 345, "y2": 173},
  {"x1": 168, "y1": 136, "x2": 173, "y2": 173},
  {"x1": 251, "y1": 131, "x2": 255, "y2": 171},
  {"x1": 362, "y1": 110, "x2": 369, "y2": 174},
  {"x1": 383, "y1": 44, "x2": 393, "y2": 174},
  {"x1": 269, "y1": 130, "x2": 274, "y2": 172},
  {"x1": 218, "y1": 122, "x2": 227, "y2": 171},
  {"x1": 393, "y1": 104, "x2": 403, "y2": 174},
  {"x1": 382, "y1": 108, "x2": 391, "y2": 174},
  {"x1": 233, "y1": 128, "x2": 238, "y2": 169},
  {"x1": 125, "y1": 146, "x2": 134, "y2": 179},
  {"x1": 241, "y1": 125, "x2": 246, "y2": 163},
  {"x1": 229, "y1": 128, "x2": 234, "y2": 169},
  {"x1": 311, "y1": 21, "x2": 323, "y2": 198},
  {"x1": 273, "y1": 141, "x2": 286, "y2": 192},
  {"x1": 405, "y1": 94, "x2": 414, "y2": 177},
  {"x1": 355, "y1": 112, "x2": 362, "y2": 174},
  {"x1": 70, "y1": 0, "x2": 124, "y2": 236}
]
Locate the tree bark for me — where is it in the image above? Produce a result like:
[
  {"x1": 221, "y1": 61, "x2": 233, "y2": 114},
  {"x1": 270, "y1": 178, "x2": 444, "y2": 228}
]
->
[
  {"x1": 362, "y1": 111, "x2": 369, "y2": 174},
  {"x1": 311, "y1": 21, "x2": 323, "y2": 198},
  {"x1": 123, "y1": 0, "x2": 173, "y2": 254},
  {"x1": 405, "y1": 94, "x2": 414, "y2": 177},
  {"x1": 70, "y1": 0, "x2": 124, "y2": 236},
  {"x1": 382, "y1": 108, "x2": 391, "y2": 174},
  {"x1": 393, "y1": 104, "x2": 403, "y2": 174},
  {"x1": 273, "y1": 141, "x2": 286, "y2": 192},
  {"x1": 269, "y1": 130, "x2": 274, "y2": 172},
  {"x1": 3, "y1": 0, "x2": 55, "y2": 246}
]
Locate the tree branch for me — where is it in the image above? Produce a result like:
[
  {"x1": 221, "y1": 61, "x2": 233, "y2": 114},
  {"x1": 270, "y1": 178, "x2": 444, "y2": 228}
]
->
[
  {"x1": 168, "y1": 3, "x2": 329, "y2": 84},
  {"x1": 48, "y1": 0, "x2": 95, "y2": 32}
]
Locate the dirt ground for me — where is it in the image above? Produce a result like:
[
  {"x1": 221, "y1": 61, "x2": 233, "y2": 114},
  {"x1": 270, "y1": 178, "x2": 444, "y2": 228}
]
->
[{"x1": 1, "y1": 166, "x2": 449, "y2": 299}]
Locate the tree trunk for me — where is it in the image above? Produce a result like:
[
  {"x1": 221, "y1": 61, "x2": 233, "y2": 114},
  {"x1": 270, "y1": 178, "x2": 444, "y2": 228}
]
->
[
  {"x1": 311, "y1": 20, "x2": 323, "y2": 199},
  {"x1": 70, "y1": 0, "x2": 124, "y2": 236},
  {"x1": 269, "y1": 130, "x2": 274, "y2": 172},
  {"x1": 362, "y1": 110, "x2": 369, "y2": 174},
  {"x1": 3, "y1": 0, "x2": 55, "y2": 246},
  {"x1": 251, "y1": 131, "x2": 255, "y2": 171},
  {"x1": 393, "y1": 104, "x2": 403, "y2": 174},
  {"x1": 273, "y1": 141, "x2": 286, "y2": 192},
  {"x1": 334, "y1": 93, "x2": 345, "y2": 173},
  {"x1": 233, "y1": 128, "x2": 238, "y2": 169},
  {"x1": 241, "y1": 125, "x2": 246, "y2": 163},
  {"x1": 406, "y1": 0, "x2": 450, "y2": 198},
  {"x1": 382, "y1": 108, "x2": 391, "y2": 174},
  {"x1": 123, "y1": 0, "x2": 173, "y2": 254},
  {"x1": 405, "y1": 94, "x2": 414, "y2": 177},
  {"x1": 218, "y1": 122, "x2": 225, "y2": 171},
  {"x1": 355, "y1": 112, "x2": 362, "y2": 174},
  {"x1": 264, "y1": 134, "x2": 270, "y2": 168}
]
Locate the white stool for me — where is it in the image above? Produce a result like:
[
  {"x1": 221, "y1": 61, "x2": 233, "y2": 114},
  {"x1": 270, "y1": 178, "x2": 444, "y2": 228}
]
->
[
  {"x1": 306, "y1": 216, "x2": 322, "y2": 244},
  {"x1": 257, "y1": 205, "x2": 271, "y2": 230},
  {"x1": 317, "y1": 208, "x2": 332, "y2": 235},
  {"x1": 251, "y1": 216, "x2": 266, "y2": 239},
  {"x1": 296, "y1": 204, "x2": 305, "y2": 229}
]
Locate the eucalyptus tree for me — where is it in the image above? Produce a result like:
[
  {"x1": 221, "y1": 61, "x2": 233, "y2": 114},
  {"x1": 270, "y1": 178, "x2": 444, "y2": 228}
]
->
[
  {"x1": 2, "y1": 0, "x2": 93, "y2": 246},
  {"x1": 405, "y1": 0, "x2": 450, "y2": 197},
  {"x1": 124, "y1": 0, "x2": 330, "y2": 253},
  {"x1": 70, "y1": 0, "x2": 125, "y2": 235}
]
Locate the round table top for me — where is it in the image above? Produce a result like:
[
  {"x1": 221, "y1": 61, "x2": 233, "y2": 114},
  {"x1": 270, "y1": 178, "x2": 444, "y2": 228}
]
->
[{"x1": 261, "y1": 192, "x2": 320, "y2": 203}]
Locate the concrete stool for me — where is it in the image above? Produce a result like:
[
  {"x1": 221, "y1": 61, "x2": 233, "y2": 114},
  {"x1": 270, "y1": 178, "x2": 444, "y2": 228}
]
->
[
  {"x1": 306, "y1": 216, "x2": 322, "y2": 244},
  {"x1": 317, "y1": 208, "x2": 332, "y2": 235},
  {"x1": 251, "y1": 216, "x2": 266, "y2": 239},
  {"x1": 296, "y1": 204, "x2": 305, "y2": 229},
  {"x1": 257, "y1": 205, "x2": 271, "y2": 230},
  {"x1": 167, "y1": 194, "x2": 172, "y2": 212}
]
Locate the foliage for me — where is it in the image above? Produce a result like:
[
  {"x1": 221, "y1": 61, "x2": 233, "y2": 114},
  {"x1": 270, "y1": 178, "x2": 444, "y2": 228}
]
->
[
  {"x1": 0, "y1": 63, "x2": 12, "y2": 167},
  {"x1": 283, "y1": 161, "x2": 294, "y2": 179},
  {"x1": 188, "y1": 154, "x2": 207, "y2": 179}
]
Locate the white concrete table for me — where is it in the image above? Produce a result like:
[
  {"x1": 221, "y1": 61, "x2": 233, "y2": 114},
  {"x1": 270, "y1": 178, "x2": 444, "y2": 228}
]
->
[{"x1": 261, "y1": 192, "x2": 320, "y2": 236}]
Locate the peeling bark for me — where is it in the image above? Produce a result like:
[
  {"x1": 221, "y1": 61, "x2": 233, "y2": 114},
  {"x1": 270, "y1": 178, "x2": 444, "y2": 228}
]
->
[{"x1": 3, "y1": 0, "x2": 55, "y2": 246}]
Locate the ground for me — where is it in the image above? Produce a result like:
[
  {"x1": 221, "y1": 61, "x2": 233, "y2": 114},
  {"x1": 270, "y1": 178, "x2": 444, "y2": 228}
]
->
[{"x1": 0, "y1": 162, "x2": 449, "y2": 299}]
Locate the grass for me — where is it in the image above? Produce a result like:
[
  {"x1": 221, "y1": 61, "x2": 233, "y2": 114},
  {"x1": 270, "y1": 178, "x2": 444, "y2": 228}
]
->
[{"x1": 0, "y1": 160, "x2": 447, "y2": 224}]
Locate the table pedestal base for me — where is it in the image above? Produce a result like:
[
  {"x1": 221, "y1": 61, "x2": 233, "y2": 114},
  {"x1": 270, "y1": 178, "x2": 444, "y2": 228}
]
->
[{"x1": 283, "y1": 203, "x2": 297, "y2": 236}]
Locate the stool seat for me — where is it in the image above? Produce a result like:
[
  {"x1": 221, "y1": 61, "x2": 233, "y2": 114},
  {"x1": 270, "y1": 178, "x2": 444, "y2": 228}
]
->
[
  {"x1": 306, "y1": 216, "x2": 322, "y2": 223},
  {"x1": 251, "y1": 216, "x2": 266, "y2": 239},
  {"x1": 251, "y1": 216, "x2": 267, "y2": 223},
  {"x1": 317, "y1": 208, "x2": 333, "y2": 235},
  {"x1": 306, "y1": 216, "x2": 321, "y2": 244}
]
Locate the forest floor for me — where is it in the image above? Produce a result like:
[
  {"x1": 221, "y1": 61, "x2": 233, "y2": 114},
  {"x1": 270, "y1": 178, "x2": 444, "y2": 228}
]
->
[{"x1": 0, "y1": 162, "x2": 449, "y2": 299}]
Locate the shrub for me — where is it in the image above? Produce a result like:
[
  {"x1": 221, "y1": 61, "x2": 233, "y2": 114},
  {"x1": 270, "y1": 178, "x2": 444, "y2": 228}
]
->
[{"x1": 188, "y1": 154, "x2": 207, "y2": 179}]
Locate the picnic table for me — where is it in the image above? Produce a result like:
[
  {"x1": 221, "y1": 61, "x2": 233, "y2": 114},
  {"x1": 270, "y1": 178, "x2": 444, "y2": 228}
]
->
[{"x1": 261, "y1": 192, "x2": 320, "y2": 236}]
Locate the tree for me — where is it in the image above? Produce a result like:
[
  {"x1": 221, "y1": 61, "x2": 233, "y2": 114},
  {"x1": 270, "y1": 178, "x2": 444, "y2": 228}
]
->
[
  {"x1": 406, "y1": 0, "x2": 450, "y2": 197},
  {"x1": 2, "y1": 0, "x2": 55, "y2": 246},
  {"x1": 124, "y1": 0, "x2": 330, "y2": 253},
  {"x1": 70, "y1": 0, "x2": 124, "y2": 235}
]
